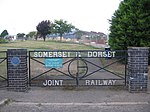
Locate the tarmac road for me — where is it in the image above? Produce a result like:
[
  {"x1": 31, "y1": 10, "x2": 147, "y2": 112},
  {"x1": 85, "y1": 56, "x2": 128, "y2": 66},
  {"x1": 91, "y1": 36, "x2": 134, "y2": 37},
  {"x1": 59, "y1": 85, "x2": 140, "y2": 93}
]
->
[
  {"x1": 1, "y1": 102, "x2": 149, "y2": 112},
  {"x1": 0, "y1": 87, "x2": 150, "y2": 112}
]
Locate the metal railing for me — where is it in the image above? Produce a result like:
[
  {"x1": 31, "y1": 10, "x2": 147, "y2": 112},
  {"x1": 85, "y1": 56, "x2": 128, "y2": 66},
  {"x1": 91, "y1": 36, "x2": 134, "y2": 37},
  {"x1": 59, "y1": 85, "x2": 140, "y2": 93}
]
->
[
  {"x1": 28, "y1": 50, "x2": 127, "y2": 87},
  {"x1": 0, "y1": 51, "x2": 8, "y2": 87}
]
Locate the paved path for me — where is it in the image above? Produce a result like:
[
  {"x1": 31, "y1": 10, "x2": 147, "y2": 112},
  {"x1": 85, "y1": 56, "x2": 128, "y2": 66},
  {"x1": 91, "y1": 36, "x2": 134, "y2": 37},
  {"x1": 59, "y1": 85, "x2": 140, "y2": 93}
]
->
[
  {"x1": 0, "y1": 87, "x2": 150, "y2": 112},
  {"x1": 1, "y1": 102, "x2": 149, "y2": 112}
]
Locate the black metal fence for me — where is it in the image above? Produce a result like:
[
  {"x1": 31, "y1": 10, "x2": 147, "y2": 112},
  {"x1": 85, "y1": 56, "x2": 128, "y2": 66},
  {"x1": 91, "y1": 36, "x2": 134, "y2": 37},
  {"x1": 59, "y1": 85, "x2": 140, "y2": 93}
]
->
[
  {"x1": 0, "y1": 51, "x2": 7, "y2": 88},
  {"x1": 29, "y1": 50, "x2": 127, "y2": 87}
]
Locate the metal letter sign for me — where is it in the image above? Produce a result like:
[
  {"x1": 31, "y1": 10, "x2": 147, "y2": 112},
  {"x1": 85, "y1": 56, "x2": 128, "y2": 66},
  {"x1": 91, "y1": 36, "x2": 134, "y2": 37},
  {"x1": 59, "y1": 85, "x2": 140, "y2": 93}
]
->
[
  {"x1": 45, "y1": 58, "x2": 63, "y2": 68},
  {"x1": 29, "y1": 50, "x2": 127, "y2": 87},
  {"x1": 11, "y1": 57, "x2": 21, "y2": 66}
]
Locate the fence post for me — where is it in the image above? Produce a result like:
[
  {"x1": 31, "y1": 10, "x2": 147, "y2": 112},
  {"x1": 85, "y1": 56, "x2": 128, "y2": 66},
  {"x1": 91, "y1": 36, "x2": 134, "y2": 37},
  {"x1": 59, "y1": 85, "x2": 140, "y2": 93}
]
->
[
  {"x1": 128, "y1": 47, "x2": 149, "y2": 92},
  {"x1": 7, "y1": 49, "x2": 28, "y2": 92}
]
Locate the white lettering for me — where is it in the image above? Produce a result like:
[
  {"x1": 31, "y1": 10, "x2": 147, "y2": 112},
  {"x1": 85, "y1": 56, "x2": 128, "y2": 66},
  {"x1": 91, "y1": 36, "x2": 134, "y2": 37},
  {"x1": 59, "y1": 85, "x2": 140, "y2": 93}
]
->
[
  {"x1": 33, "y1": 51, "x2": 116, "y2": 58},
  {"x1": 111, "y1": 80, "x2": 116, "y2": 85},
  {"x1": 48, "y1": 80, "x2": 53, "y2": 86},
  {"x1": 98, "y1": 52, "x2": 103, "y2": 57},
  {"x1": 67, "y1": 52, "x2": 70, "y2": 57},
  {"x1": 112, "y1": 51, "x2": 116, "y2": 57},
  {"x1": 48, "y1": 52, "x2": 52, "y2": 57},
  {"x1": 43, "y1": 80, "x2": 63, "y2": 86},
  {"x1": 34, "y1": 52, "x2": 38, "y2": 57},
  {"x1": 103, "y1": 80, "x2": 108, "y2": 85},
  {"x1": 103, "y1": 51, "x2": 107, "y2": 57},
  {"x1": 43, "y1": 80, "x2": 48, "y2": 86},
  {"x1": 58, "y1": 52, "x2": 62, "y2": 57},
  {"x1": 85, "y1": 80, "x2": 90, "y2": 85},
  {"x1": 85, "y1": 80, "x2": 116, "y2": 86},
  {"x1": 93, "y1": 51, "x2": 97, "y2": 57},
  {"x1": 90, "y1": 80, "x2": 95, "y2": 85},
  {"x1": 87, "y1": 51, "x2": 115, "y2": 58},
  {"x1": 62, "y1": 52, "x2": 67, "y2": 57},
  {"x1": 33, "y1": 52, "x2": 71, "y2": 58},
  {"x1": 59, "y1": 80, "x2": 63, "y2": 85},
  {"x1": 107, "y1": 51, "x2": 111, "y2": 57},
  {"x1": 38, "y1": 52, "x2": 43, "y2": 57},
  {"x1": 107, "y1": 80, "x2": 113, "y2": 85},
  {"x1": 88, "y1": 52, "x2": 92, "y2": 57},
  {"x1": 53, "y1": 52, "x2": 58, "y2": 57},
  {"x1": 42, "y1": 52, "x2": 48, "y2": 57}
]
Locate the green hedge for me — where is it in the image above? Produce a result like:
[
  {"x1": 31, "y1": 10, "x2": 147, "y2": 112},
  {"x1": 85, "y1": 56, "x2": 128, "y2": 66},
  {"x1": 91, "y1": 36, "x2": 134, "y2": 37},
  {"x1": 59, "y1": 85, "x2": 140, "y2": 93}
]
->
[{"x1": 0, "y1": 38, "x2": 8, "y2": 43}]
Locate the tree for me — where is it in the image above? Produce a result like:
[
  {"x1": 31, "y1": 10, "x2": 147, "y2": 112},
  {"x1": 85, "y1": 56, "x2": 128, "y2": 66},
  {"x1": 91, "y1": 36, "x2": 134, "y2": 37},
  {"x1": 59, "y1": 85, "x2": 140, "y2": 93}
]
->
[
  {"x1": 36, "y1": 20, "x2": 52, "y2": 41},
  {"x1": 109, "y1": 0, "x2": 150, "y2": 50},
  {"x1": 17, "y1": 33, "x2": 25, "y2": 38},
  {"x1": 27, "y1": 31, "x2": 37, "y2": 39},
  {"x1": 53, "y1": 19, "x2": 75, "y2": 41},
  {"x1": 17, "y1": 33, "x2": 26, "y2": 40},
  {"x1": 0, "y1": 30, "x2": 9, "y2": 38}
]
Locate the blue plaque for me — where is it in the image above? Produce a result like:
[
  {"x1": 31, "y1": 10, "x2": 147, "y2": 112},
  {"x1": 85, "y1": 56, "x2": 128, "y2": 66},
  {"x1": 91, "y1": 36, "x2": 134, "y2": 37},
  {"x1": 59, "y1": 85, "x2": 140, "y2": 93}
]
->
[
  {"x1": 45, "y1": 58, "x2": 63, "y2": 68},
  {"x1": 11, "y1": 57, "x2": 21, "y2": 66}
]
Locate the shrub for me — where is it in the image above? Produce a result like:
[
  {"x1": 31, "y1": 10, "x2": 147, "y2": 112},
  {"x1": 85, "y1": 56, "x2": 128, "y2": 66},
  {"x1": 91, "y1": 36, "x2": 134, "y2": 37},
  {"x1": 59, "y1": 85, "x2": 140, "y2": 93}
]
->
[{"x1": 0, "y1": 38, "x2": 8, "y2": 43}]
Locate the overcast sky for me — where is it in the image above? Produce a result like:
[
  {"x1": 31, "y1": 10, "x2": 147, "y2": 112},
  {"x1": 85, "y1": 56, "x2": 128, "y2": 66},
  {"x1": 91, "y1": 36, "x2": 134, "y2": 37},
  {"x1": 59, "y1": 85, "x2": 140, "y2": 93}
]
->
[{"x1": 0, "y1": 0, "x2": 121, "y2": 35}]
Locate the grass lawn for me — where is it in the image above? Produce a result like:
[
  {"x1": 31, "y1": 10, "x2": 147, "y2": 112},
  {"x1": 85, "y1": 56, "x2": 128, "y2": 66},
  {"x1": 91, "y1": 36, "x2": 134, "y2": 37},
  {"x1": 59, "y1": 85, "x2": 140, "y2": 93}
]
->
[{"x1": 0, "y1": 40, "x2": 100, "y2": 51}]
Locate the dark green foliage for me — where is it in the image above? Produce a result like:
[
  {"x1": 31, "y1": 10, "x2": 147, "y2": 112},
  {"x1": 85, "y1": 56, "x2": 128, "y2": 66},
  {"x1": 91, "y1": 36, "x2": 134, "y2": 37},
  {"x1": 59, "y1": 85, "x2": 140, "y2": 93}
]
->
[
  {"x1": 109, "y1": 0, "x2": 150, "y2": 50},
  {"x1": 36, "y1": 20, "x2": 52, "y2": 41},
  {"x1": 17, "y1": 33, "x2": 25, "y2": 38},
  {"x1": 17, "y1": 33, "x2": 26, "y2": 40},
  {"x1": 0, "y1": 30, "x2": 9, "y2": 38},
  {"x1": 0, "y1": 38, "x2": 8, "y2": 43}
]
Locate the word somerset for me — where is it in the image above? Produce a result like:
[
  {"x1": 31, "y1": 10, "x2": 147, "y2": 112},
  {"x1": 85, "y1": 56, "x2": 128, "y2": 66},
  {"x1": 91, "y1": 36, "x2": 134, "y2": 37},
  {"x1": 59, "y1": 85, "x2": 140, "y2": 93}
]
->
[{"x1": 33, "y1": 51, "x2": 116, "y2": 58}]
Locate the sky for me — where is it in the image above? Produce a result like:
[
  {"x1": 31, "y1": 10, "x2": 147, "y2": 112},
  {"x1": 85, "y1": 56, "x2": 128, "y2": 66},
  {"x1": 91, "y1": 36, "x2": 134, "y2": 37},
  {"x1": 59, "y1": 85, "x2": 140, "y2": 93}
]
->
[{"x1": 0, "y1": 0, "x2": 121, "y2": 35}]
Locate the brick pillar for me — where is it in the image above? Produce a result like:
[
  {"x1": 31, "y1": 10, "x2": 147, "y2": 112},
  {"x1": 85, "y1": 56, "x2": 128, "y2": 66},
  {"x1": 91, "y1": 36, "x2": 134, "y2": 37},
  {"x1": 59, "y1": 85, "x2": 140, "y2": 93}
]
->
[
  {"x1": 128, "y1": 47, "x2": 149, "y2": 92},
  {"x1": 7, "y1": 49, "x2": 28, "y2": 92}
]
